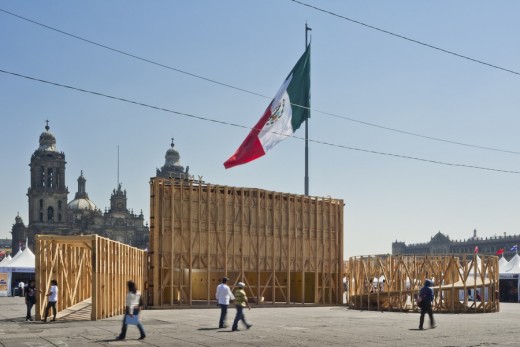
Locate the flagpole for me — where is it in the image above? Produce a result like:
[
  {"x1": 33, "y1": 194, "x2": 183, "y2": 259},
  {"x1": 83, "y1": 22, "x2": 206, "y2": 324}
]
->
[{"x1": 304, "y1": 23, "x2": 312, "y2": 196}]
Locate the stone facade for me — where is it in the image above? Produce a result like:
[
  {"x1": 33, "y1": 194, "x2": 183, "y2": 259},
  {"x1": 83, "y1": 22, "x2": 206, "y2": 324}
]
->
[
  {"x1": 10, "y1": 123, "x2": 149, "y2": 253},
  {"x1": 392, "y1": 229, "x2": 520, "y2": 260}
]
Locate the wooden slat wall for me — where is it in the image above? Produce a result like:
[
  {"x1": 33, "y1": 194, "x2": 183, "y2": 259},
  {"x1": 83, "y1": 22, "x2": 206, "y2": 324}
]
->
[
  {"x1": 35, "y1": 235, "x2": 146, "y2": 321},
  {"x1": 149, "y1": 178, "x2": 344, "y2": 307},
  {"x1": 346, "y1": 255, "x2": 499, "y2": 313}
]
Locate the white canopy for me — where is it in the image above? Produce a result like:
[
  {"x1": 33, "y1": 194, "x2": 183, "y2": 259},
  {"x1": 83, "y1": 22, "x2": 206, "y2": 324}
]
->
[
  {"x1": 0, "y1": 255, "x2": 12, "y2": 266},
  {"x1": 0, "y1": 248, "x2": 35, "y2": 273},
  {"x1": 499, "y1": 256, "x2": 509, "y2": 273},
  {"x1": 503, "y1": 254, "x2": 520, "y2": 274},
  {"x1": 0, "y1": 250, "x2": 21, "y2": 271}
]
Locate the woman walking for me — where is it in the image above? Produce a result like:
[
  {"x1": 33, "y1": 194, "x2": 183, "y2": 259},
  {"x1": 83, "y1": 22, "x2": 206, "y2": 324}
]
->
[{"x1": 117, "y1": 281, "x2": 146, "y2": 340}]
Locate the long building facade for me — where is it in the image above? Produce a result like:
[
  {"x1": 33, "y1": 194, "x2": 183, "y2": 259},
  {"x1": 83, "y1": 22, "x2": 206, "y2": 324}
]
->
[{"x1": 392, "y1": 229, "x2": 520, "y2": 260}]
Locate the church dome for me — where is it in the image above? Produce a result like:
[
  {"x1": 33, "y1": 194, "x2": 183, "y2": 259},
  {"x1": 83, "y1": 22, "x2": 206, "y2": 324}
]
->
[
  {"x1": 38, "y1": 122, "x2": 57, "y2": 152},
  {"x1": 67, "y1": 198, "x2": 97, "y2": 211},
  {"x1": 156, "y1": 138, "x2": 188, "y2": 178},
  {"x1": 165, "y1": 143, "x2": 181, "y2": 166},
  {"x1": 67, "y1": 171, "x2": 97, "y2": 211}
]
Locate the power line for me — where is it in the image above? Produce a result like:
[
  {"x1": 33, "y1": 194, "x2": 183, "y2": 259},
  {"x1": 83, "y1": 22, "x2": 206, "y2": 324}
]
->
[
  {"x1": 1, "y1": 8, "x2": 519, "y2": 156},
  {"x1": 2, "y1": 67, "x2": 519, "y2": 175},
  {"x1": 290, "y1": 0, "x2": 520, "y2": 76},
  {"x1": 314, "y1": 110, "x2": 520, "y2": 155},
  {"x1": 0, "y1": 8, "x2": 268, "y2": 100}
]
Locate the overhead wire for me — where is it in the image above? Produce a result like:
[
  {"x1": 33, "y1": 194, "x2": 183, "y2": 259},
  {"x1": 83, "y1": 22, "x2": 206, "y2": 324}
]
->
[
  {"x1": 289, "y1": 0, "x2": 520, "y2": 76},
  {"x1": 0, "y1": 8, "x2": 268, "y2": 100},
  {"x1": 1, "y1": 8, "x2": 519, "y2": 155},
  {"x1": 2, "y1": 67, "x2": 520, "y2": 175}
]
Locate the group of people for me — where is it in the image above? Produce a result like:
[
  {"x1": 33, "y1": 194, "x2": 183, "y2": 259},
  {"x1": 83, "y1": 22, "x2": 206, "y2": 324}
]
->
[
  {"x1": 216, "y1": 277, "x2": 252, "y2": 331},
  {"x1": 20, "y1": 277, "x2": 146, "y2": 341},
  {"x1": 23, "y1": 279, "x2": 59, "y2": 322},
  {"x1": 22, "y1": 277, "x2": 439, "y2": 339}
]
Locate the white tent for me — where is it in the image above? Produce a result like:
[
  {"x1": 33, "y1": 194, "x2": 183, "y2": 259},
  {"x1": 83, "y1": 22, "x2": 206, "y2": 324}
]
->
[
  {"x1": 503, "y1": 254, "x2": 520, "y2": 273},
  {"x1": 499, "y1": 253, "x2": 520, "y2": 303},
  {"x1": 0, "y1": 254, "x2": 12, "y2": 266},
  {"x1": 0, "y1": 255, "x2": 11, "y2": 297},
  {"x1": 1, "y1": 248, "x2": 35, "y2": 273},
  {"x1": 0, "y1": 248, "x2": 35, "y2": 297},
  {"x1": 499, "y1": 256, "x2": 509, "y2": 273},
  {"x1": 0, "y1": 249, "x2": 22, "y2": 270}
]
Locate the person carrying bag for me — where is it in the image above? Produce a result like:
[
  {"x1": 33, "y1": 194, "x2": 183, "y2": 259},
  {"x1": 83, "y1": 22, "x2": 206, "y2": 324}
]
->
[{"x1": 117, "y1": 281, "x2": 146, "y2": 340}]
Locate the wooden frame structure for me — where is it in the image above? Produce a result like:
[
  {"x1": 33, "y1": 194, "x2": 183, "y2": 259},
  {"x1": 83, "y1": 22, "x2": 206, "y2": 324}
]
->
[
  {"x1": 346, "y1": 255, "x2": 499, "y2": 313},
  {"x1": 35, "y1": 235, "x2": 146, "y2": 320},
  {"x1": 149, "y1": 178, "x2": 344, "y2": 307}
]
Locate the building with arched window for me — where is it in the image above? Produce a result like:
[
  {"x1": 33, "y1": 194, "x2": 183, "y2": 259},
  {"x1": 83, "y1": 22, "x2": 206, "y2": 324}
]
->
[{"x1": 10, "y1": 123, "x2": 150, "y2": 253}]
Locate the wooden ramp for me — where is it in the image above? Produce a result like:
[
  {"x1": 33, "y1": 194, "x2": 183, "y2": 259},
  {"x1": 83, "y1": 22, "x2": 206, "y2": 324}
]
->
[
  {"x1": 55, "y1": 298, "x2": 92, "y2": 321},
  {"x1": 35, "y1": 235, "x2": 146, "y2": 321}
]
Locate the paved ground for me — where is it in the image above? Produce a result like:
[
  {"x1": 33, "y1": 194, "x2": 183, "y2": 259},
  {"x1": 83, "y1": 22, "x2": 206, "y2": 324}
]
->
[{"x1": 0, "y1": 296, "x2": 517, "y2": 346}]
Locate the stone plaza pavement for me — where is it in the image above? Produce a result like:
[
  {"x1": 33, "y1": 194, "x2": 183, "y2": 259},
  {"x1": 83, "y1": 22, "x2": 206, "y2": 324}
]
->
[{"x1": 0, "y1": 296, "x2": 517, "y2": 346}]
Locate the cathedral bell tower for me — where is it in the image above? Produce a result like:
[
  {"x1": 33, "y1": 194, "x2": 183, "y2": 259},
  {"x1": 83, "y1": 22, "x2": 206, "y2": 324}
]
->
[
  {"x1": 110, "y1": 183, "x2": 127, "y2": 212},
  {"x1": 27, "y1": 121, "x2": 68, "y2": 227}
]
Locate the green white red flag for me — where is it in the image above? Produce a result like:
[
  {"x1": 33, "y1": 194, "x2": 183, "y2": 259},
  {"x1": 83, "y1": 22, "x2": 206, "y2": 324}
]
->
[{"x1": 224, "y1": 45, "x2": 311, "y2": 169}]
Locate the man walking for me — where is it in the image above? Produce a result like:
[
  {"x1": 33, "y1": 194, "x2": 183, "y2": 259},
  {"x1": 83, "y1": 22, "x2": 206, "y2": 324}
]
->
[
  {"x1": 232, "y1": 282, "x2": 252, "y2": 331},
  {"x1": 418, "y1": 279, "x2": 436, "y2": 330},
  {"x1": 216, "y1": 277, "x2": 234, "y2": 328}
]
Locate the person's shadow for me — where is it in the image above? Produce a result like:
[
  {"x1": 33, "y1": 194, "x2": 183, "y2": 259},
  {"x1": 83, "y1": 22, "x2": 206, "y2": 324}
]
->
[{"x1": 197, "y1": 327, "x2": 220, "y2": 331}]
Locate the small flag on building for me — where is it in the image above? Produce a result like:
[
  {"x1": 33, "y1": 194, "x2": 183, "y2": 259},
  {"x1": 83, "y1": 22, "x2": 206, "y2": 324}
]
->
[
  {"x1": 496, "y1": 248, "x2": 504, "y2": 255},
  {"x1": 224, "y1": 45, "x2": 311, "y2": 169},
  {"x1": 474, "y1": 246, "x2": 479, "y2": 254},
  {"x1": 511, "y1": 245, "x2": 518, "y2": 252}
]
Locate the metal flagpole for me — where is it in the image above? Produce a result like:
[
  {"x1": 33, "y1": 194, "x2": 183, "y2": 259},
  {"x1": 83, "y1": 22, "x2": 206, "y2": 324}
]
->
[{"x1": 304, "y1": 23, "x2": 311, "y2": 196}]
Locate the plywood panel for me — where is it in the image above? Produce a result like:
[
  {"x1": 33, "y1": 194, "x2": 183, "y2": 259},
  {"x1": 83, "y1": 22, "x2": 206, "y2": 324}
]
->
[
  {"x1": 149, "y1": 178, "x2": 344, "y2": 306},
  {"x1": 346, "y1": 255, "x2": 499, "y2": 313},
  {"x1": 35, "y1": 235, "x2": 146, "y2": 320}
]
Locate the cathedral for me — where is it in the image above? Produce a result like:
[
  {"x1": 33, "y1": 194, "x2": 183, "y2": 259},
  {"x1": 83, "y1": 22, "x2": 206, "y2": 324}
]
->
[{"x1": 10, "y1": 123, "x2": 192, "y2": 253}]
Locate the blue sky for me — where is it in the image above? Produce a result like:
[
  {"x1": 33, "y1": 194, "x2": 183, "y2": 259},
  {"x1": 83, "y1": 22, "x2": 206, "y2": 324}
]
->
[{"x1": 1, "y1": 1, "x2": 520, "y2": 257}]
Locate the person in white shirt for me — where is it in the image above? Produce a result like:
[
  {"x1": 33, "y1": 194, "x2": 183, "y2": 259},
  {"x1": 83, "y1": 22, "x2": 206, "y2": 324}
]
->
[
  {"x1": 216, "y1": 277, "x2": 235, "y2": 328},
  {"x1": 43, "y1": 279, "x2": 58, "y2": 322},
  {"x1": 117, "y1": 281, "x2": 146, "y2": 340},
  {"x1": 18, "y1": 281, "x2": 25, "y2": 297}
]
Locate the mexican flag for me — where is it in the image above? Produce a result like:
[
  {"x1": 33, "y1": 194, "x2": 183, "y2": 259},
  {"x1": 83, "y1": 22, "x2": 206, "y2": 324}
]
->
[{"x1": 224, "y1": 45, "x2": 310, "y2": 169}]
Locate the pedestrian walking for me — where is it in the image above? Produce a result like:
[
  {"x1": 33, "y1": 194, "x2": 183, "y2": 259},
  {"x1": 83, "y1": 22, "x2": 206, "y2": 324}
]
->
[
  {"x1": 216, "y1": 277, "x2": 234, "y2": 328},
  {"x1": 18, "y1": 281, "x2": 25, "y2": 297},
  {"x1": 24, "y1": 280, "x2": 39, "y2": 321},
  {"x1": 418, "y1": 279, "x2": 436, "y2": 330},
  {"x1": 43, "y1": 280, "x2": 58, "y2": 322},
  {"x1": 117, "y1": 280, "x2": 146, "y2": 340},
  {"x1": 232, "y1": 282, "x2": 252, "y2": 331}
]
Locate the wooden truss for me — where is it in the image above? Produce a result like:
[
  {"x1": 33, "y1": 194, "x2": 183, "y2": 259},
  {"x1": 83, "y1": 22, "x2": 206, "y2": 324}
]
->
[
  {"x1": 149, "y1": 178, "x2": 344, "y2": 307},
  {"x1": 346, "y1": 254, "x2": 499, "y2": 313},
  {"x1": 35, "y1": 235, "x2": 146, "y2": 320}
]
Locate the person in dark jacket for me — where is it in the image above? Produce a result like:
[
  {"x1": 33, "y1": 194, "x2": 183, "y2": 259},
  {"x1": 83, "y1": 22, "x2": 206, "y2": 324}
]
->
[
  {"x1": 418, "y1": 279, "x2": 436, "y2": 330},
  {"x1": 24, "y1": 280, "x2": 39, "y2": 321}
]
